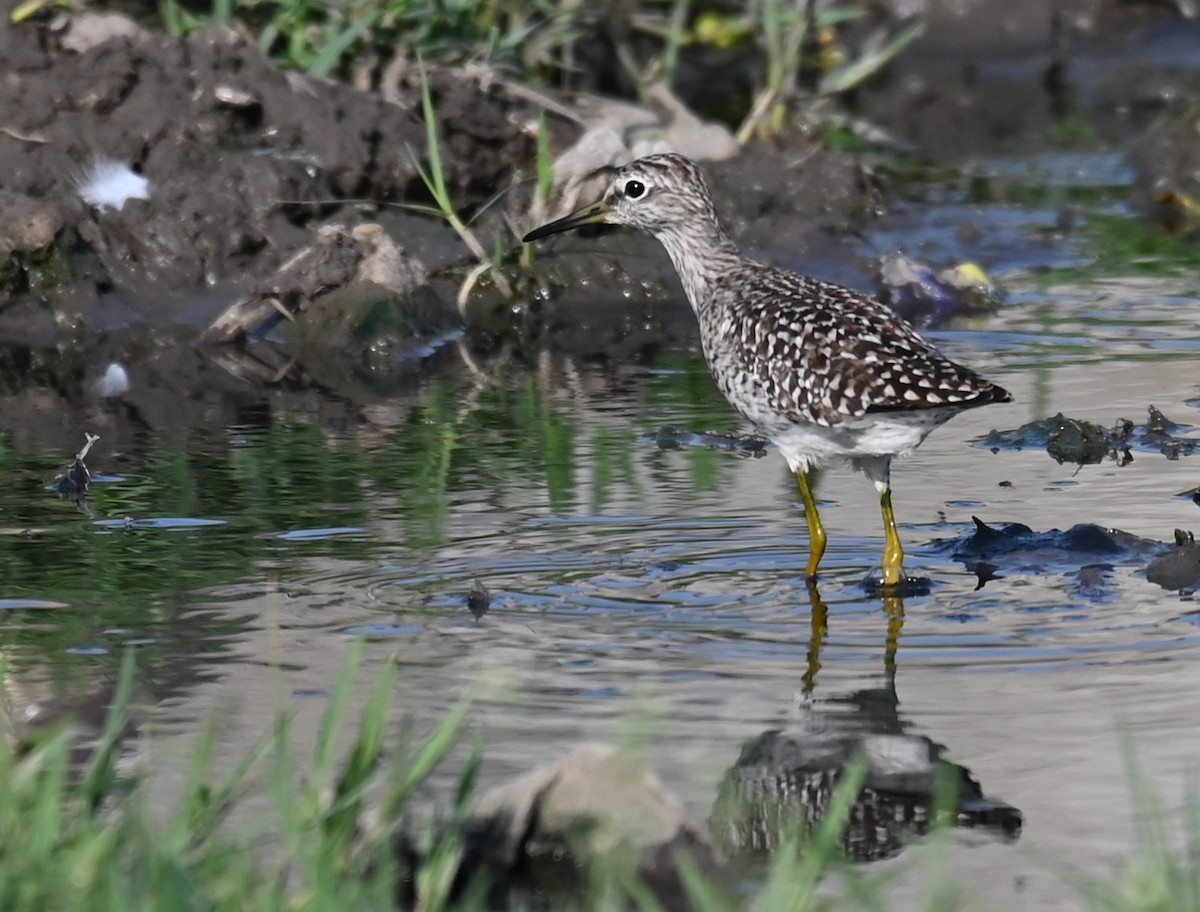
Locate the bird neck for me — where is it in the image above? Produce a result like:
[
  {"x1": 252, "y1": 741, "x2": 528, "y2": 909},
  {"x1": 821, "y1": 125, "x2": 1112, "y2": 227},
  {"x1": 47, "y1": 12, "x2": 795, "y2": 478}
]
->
[{"x1": 653, "y1": 222, "x2": 744, "y2": 315}]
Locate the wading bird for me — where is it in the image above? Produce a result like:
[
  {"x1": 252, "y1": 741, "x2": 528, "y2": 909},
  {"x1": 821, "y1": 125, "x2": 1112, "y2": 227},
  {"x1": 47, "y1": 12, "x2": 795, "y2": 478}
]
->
[{"x1": 524, "y1": 153, "x2": 1011, "y2": 587}]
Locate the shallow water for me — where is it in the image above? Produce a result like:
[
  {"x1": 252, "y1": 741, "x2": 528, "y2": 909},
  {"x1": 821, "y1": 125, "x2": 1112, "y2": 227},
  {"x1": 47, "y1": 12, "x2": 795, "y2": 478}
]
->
[{"x1": 4, "y1": 158, "x2": 1200, "y2": 907}]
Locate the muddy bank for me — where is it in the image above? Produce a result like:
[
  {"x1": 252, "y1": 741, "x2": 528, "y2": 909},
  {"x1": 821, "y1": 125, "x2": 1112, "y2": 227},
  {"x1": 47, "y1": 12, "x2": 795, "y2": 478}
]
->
[
  {"x1": 5, "y1": 0, "x2": 1198, "y2": 306},
  {"x1": 0, "y1": 13, "x2": 523, "y2": 449},
  {"x1": 0, "y1": 14, "x2": 533, "y2": 296},
  {"x1": 3, "y1": 0, "x2": 1200, "y2": 456},
  {"x1": 0, "y1": 8, "x2": 874, "y2": 453}
]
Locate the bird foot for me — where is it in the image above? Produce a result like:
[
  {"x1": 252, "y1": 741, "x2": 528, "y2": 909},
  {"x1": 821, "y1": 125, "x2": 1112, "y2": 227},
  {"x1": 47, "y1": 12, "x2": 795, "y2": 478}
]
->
[{"x1": 862, "y1": 571, "x2": 932, "y2": 598}]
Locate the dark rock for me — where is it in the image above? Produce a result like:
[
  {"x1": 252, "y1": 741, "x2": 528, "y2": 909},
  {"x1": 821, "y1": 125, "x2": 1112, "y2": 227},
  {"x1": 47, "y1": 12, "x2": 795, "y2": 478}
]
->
[
  {"x1": 1146, "y1": 530, "x2": 1200, "y2": 591},
  {"x1": 467, "y1": 579, "x2": 489, "y2": 620},
  {"x1": 1177, "y1": 485, "x2": 1200, "y2": 507},
  {"x1": 458, "y1": 743, "x2": 729, "y2": 910},
  {"x1": 943, "y1": 516, "x2": 1200, "y2": 593},
  {"x1": 1139, "y1": 405, "x2": 1198, "y2": 459},
  {"x1": 977, "y1": 413, "x2": 1120, "y2": 465},
  {"x1": 1046, "y1": 413, "x2": 1112, "y2": 465},
  {"x1": 51, "y1": 432, "x2": 99, "y2": 514},
  {"x1": 876, "y1": 253, "x2": 1000, "y2": 329},
  {"x1": 1072, "y1": 562, "x2": 1115, "y2": 601},
  {"x1": 954, "y1": 516, "x2": 1162, "y2": 561}
]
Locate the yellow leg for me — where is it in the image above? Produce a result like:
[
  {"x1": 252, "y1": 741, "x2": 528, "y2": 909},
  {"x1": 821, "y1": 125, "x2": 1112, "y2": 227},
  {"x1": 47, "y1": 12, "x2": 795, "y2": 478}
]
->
[
  {"x1": 801, "y1": 585, "x2": 828, "y2": 695},
  {"x1": 883, "y1": 595, "x2": 904, "y2": 682},
  {"x1": 880, "y1": 485, "x2": 904, "y2": 586},
  {"x1": 795, "y1": 469, "x2": 827, "y2": 581}
]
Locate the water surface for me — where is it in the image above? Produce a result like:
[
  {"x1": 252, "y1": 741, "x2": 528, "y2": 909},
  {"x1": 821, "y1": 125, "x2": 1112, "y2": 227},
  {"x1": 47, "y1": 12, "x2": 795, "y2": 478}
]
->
[{"x1": 3, "y1": 158, "x2": 1200, "y2": 908}]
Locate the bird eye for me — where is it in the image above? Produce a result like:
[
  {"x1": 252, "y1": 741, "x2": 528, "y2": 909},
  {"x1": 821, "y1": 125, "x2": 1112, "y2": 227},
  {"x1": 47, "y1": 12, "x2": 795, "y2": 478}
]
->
[{"x1": 624, "y1": 179, "x2": 645, "y2": 199}]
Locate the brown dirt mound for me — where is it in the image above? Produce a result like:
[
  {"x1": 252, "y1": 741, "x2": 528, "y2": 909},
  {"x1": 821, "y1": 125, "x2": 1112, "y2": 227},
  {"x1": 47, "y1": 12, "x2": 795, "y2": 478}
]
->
[{"x1": 0, "y1": 14, "x2": 533, "y2": 300}]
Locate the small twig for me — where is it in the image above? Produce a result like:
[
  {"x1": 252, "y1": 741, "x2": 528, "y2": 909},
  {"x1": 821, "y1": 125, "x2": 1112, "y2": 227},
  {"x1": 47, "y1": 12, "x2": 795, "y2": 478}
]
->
[
  {"x1": 0, "y1": 126, "x2": 50, "y2": 144},
  {"x1": 55, "y1": 433, "x2": 100, "y2": 515},
  {"x1": 267, "y1": 296, "x2": 296, "y2": 321},
  {"x1": 75, "y1": 433, "x2": 100, "y2": 463}
]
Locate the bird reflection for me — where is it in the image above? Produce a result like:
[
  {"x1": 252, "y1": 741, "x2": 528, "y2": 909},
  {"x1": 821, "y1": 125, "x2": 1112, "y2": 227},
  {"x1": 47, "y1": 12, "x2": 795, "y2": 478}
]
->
[
  {"x1": 800, "y1": 587, "x2": 903, "y2": 696},
  {"x1": 711, "y1": 584, "x2": 1021, "y2": 862}
]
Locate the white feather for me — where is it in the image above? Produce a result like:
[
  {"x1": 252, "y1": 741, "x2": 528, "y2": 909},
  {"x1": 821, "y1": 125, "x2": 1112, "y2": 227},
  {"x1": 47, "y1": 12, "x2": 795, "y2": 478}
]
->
[
  {"x1": 93, "y1": 362, "x2": 130, "y2": 397},
  {"x1": 77, "y1": 159, "x2": 151, "y2": 211}
]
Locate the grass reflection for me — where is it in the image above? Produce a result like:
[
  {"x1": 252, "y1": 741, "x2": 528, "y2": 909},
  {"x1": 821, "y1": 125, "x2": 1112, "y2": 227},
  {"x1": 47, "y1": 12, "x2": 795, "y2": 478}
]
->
[{"x1": 0, "y1": 353, "x2": 752, "y2": 682}]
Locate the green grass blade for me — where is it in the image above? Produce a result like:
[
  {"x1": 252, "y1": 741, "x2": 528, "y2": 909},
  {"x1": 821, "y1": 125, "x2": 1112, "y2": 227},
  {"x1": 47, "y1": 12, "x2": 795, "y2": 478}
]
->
[
  {"x1": 798, "y1": 755, "x2": 866, "y2": 875},
  {"x1": 323, "y1": 656, "x2": 397, "y2": 844},
  {"x1": 212, "y1": 0, "x2": 234, "y2": 26},
  {"x1": 269, "y1": 711, "x2": 301, "y2": 847},
  {"x1": 394, "y1": 201, "x2": 452, "y2": 218},
  {"x1": 673, "y1": 848, "x2": 729, "y2": 912},
  {"x1": 179, "y1": 719, "x2": 278, "y2": 839},
  {"x1": 10, "y1": 0, "x2": 50, "y2": 22},
  {"x1": 81, "y1": 648, "x2": 139, "y2": 811},
  {"x1": 756, "y1": 754, "x2": 867, "y2": 910},
  {"x1": 814, "y1": 4, "x2": 867, "y2": 27},
  {"x1": 661, "y1": 0, "x2": 690, "y2": 88},
  {"x1": 312, "y1": 638, "x2": 364, "y2": 787},
  {"x1": 159, "y1": 0, "x2": 193, "y2": 36},
  {"x1": 417, "y1": 58, "x2": 452, "y2": 210},
  {"x1": 20, "y1": 730, "x2": 71, "y2": 861},
  {"x1": 259, "y1": 22, "x2": 279, "y2": 54},
  {"x1": 535, "y1": 111, "x2": 553, "y2": 203},
  {"x1": 819, "y1": 21, "x2": 923, "y2": 95},
  {"x1": 383, "y1": 694, "x2": 472, "y2": 820},
  {"x1": 452, "y1": 736, "x2": 483, "y2": 816},
  {"x1": 308, "y1": 13, "x2": 378, "y2": 79}
]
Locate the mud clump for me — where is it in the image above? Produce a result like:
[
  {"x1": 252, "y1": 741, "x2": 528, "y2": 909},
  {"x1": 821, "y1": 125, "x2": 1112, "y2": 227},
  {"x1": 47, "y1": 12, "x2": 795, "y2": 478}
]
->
[
  {"x1": 945, "y1": 516, "x2": 1200, "y2": 595},
  {"x1": 977, "y1": 406, "x2": 1198, "y2": 466},
  {"x1": 1145, "y1": 529, "x2": 1200, "y2": 592}
]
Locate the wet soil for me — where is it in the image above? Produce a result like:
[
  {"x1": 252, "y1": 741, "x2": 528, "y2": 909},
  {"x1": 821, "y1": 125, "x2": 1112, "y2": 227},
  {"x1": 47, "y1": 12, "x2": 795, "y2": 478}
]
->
[
  {"x1": 0, "y1": 1, "x2": 1197, "y2": 431},
  {"x1": 9, "y1": 29, "x2": 550, "y2": 294},
  {"x1": 2, "y1": 1, "x2": 1198, "y2": 304},
  {"x1": 0, "y1": 12, "x2": 862, "y2": 464}
]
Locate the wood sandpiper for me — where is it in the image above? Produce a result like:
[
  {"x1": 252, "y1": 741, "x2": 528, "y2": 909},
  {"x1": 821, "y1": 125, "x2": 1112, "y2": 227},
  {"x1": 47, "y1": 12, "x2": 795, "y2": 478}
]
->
[{"x1": 524, "y1": 153, "x2": 1012, "y2": 588}]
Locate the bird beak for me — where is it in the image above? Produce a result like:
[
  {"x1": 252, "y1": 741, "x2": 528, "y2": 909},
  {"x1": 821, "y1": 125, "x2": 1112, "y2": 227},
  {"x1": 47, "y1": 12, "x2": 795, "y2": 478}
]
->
[{"x1": 522, "y1": 199, "x2": 613, "y2": 242}]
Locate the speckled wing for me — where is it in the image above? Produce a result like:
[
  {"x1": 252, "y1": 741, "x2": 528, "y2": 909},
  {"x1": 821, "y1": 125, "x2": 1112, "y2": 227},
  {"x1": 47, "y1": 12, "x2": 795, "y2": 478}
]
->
[{"x1": 723, "y1": 268, "x2": 1010, "y2": 427}]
